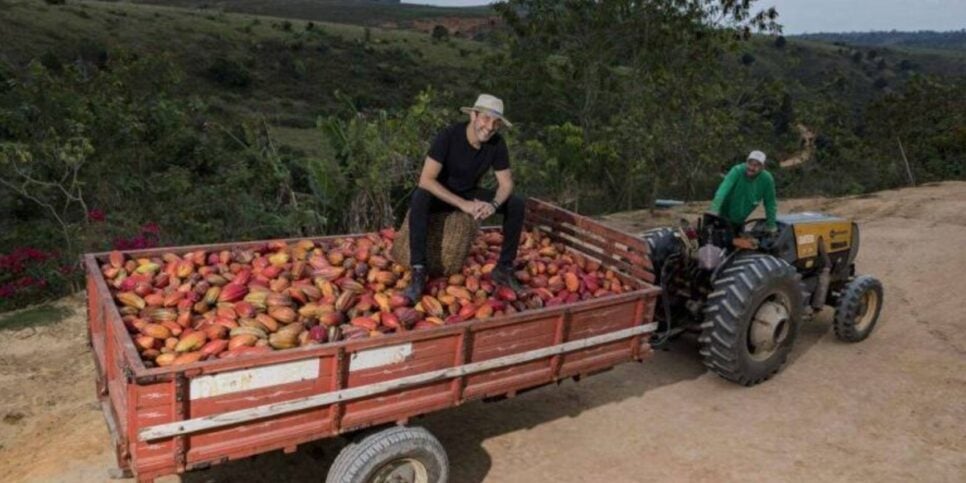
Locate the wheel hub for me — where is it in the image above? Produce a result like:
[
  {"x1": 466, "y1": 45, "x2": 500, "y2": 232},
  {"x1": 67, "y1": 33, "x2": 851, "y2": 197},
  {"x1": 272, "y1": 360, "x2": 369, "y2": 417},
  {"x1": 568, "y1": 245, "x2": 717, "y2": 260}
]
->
[
  {"x1": 749, "y1": 300, "x2": 790, "y2": 359},
  {"x1": 854, "y1": 290, "x2": 879, "y2": 332},
  {"x1": 371, "y1": 458, "x2": 429, "y2": 483}
]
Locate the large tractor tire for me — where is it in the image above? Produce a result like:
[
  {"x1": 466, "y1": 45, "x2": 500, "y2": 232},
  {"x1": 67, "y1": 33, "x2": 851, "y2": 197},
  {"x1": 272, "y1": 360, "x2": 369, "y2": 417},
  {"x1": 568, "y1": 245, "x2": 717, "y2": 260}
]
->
[
  {"x1": 642, "y1": 227, "x2": 679, "y2": 283},
  {"x1": 699, "y1": 253, "x2": 805, "y2": 386},
  {"x1": 833, "y1": 275, "x2": 883, "y2": 343}
]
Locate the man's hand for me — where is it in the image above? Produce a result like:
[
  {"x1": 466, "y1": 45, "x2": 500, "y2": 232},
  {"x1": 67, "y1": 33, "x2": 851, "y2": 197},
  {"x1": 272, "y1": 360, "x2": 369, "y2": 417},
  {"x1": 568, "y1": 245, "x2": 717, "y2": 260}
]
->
[
  {"x1": 461, "y1": 199, "x2": 492, "y2": 220},
  {"x1": 475, "y1": 200, "x2": 496, "y2": 220}
]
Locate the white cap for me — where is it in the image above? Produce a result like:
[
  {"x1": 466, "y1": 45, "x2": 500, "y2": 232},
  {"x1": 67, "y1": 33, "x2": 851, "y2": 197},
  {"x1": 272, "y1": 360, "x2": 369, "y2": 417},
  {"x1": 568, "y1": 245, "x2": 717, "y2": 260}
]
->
[{"x1": 747, "y1": 150, "x2": 767, "y2": 164}]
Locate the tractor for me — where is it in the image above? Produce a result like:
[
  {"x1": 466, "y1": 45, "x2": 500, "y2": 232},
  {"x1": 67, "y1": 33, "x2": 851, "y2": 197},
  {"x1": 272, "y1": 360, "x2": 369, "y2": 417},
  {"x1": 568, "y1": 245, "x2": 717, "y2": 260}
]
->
[{"x1": 645, "y1": 212, "x2": 884, "y2": 386}]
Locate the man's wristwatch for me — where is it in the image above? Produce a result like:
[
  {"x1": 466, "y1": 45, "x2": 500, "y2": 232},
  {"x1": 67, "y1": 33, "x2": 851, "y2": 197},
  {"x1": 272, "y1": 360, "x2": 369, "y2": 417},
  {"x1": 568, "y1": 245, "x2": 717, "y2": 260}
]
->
[{"x1": 489, "y1": 200, "x2": 499, "y2": 210}]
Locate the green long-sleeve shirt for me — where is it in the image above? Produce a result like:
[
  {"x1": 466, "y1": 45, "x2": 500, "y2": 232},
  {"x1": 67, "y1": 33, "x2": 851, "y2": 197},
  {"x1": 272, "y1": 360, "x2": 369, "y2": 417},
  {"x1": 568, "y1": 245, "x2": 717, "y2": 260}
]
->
[{"x1": 709, "y1": 163, "x2": 778, "y2": 229}]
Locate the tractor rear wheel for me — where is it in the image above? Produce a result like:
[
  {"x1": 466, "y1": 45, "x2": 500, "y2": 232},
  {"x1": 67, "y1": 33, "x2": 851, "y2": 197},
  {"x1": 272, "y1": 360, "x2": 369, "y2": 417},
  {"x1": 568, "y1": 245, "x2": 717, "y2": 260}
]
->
[
  {"x1": 642, "y1": 227, "x2": 679, "y2": 283},
  {"x1": 700, "y1": 253, "x2": 804, "y2": 386}
]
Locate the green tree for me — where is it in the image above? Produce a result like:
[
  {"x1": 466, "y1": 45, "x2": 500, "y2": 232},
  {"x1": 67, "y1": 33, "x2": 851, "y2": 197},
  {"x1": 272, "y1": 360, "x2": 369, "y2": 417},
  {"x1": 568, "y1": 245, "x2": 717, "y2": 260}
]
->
[
  {"x1": 314, "y1": 90, "x2": 450, "y2": 232},
  {"x1": 489, "y1": 0, "x2": 780, "y2": 208}
]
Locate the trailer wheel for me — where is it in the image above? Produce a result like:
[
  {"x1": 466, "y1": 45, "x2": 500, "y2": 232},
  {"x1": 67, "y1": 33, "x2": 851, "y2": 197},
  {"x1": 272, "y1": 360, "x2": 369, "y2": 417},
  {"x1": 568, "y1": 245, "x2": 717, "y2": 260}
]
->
[
  {"x1": 699, "y1": 253, "x2": 804, "y2": 386},
  {"x1": 833, "y1": 275, "x2": 883, "y2": 343},
  {"x1": 326, "y1": 426, "x2": 449, "y2": 483}
]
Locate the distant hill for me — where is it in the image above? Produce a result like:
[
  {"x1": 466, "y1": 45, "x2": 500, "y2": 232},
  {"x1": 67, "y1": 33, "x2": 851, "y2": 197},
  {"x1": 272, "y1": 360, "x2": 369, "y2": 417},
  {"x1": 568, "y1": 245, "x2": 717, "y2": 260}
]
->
[
  {"x1": 793, "y1": 31, "x2": 966, "y2": 52},
  {"x1": 125, "y1": 0, "x2": 499, "y2": 36},
  {"x1": 736, "y1": 35, "x2": 966, "y2": 106}
]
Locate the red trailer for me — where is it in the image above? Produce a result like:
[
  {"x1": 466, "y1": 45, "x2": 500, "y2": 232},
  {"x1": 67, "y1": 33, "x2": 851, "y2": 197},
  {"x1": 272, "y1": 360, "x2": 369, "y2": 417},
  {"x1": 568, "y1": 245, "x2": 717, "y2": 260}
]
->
[{"x1": 85, "y1": 199, "x2": 660, "y2": 482}]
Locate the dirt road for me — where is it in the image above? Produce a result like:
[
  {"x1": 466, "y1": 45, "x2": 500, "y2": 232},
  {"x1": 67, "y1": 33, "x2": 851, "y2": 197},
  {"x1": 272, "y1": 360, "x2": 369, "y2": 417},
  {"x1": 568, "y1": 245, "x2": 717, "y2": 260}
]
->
[{"x1": 1, "y1": 182, "x2": 964, "y2": 482}]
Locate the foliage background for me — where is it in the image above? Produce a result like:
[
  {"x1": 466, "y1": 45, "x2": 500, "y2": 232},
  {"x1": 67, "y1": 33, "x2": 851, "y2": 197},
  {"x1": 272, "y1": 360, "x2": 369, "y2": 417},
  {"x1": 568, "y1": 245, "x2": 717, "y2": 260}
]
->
[{"x1": 0, "y1": 0, "x2": 963, "y2": 309}]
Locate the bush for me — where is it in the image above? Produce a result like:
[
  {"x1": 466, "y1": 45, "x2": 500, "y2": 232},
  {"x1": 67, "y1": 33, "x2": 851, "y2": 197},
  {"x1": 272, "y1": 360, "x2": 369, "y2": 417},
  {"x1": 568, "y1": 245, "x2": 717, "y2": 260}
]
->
[
  {"x1": 315, "y1": 90, "x2": 449, "y2": 231},
  {"x1": 431, "y1": 25, "x2": 449, "y2": 42},
  {"x1": 0, "y1": 247, "x2": 76, "y2": 312},
  {"x1": 206, "y1": 57, "x2": 252, "y2": 87}
]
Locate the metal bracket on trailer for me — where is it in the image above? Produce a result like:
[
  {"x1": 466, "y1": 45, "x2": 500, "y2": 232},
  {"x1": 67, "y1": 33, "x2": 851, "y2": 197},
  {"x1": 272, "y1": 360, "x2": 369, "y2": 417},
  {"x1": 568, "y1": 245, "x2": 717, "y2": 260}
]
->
[{"x1": 139, "y1": 322, "x2": 658, "y2": 442}]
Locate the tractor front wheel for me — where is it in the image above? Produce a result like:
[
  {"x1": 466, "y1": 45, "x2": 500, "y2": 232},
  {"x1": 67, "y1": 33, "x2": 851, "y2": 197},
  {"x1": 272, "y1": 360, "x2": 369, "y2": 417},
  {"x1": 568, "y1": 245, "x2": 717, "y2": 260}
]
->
[{"x1": 833, "y1": 275, "x2": 884, "y2": 343}]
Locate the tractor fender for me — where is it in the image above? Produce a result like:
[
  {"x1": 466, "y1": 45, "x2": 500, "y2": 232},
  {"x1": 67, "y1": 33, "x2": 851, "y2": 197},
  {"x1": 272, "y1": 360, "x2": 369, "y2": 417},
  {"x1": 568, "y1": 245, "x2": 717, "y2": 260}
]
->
[{"x1": 710, "y1": 249, "x2": 744, "y2": 282}]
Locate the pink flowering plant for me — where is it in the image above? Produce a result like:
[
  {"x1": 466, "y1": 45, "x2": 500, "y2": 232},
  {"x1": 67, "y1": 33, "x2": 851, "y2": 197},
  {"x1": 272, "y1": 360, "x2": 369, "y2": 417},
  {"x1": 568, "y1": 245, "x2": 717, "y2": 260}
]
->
[
  {"x1": 0, "y1": 214, "x2": 164, "y2": 311},
  {"x1": 0, "y1": 246, "x2": 70, "y2": 311}
]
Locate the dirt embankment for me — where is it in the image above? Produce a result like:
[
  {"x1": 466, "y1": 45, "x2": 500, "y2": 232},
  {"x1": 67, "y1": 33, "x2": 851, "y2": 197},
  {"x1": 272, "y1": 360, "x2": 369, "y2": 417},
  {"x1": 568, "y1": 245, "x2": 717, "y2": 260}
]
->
[
  {"x1": 1, "y1": 182, "x2": 964, "y2": 482},
  {"x1": 779, "y1": 123, "x2": 816, "y2": 169}
]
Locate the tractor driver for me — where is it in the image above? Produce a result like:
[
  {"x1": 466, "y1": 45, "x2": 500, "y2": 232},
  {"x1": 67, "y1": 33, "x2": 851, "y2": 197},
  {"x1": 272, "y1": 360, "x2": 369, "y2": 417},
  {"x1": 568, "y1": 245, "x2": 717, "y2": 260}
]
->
[{"x1": 707, "y1": 150, "x2": 778, "y2": 234}]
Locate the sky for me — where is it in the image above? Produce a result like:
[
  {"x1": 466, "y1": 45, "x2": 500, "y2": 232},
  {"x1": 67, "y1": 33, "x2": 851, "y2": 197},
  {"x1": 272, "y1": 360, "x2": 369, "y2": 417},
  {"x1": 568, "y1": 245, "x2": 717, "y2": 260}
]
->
[{"x1": 402, "y1": 0, "x2": 966, "y2": 34}]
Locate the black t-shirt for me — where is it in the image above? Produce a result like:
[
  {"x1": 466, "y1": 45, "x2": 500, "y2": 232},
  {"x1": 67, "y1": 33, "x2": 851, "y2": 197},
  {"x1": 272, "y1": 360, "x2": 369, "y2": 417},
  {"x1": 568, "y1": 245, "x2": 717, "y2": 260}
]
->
[{"x1": 427, "y1": 121, "x2": 509, "y2": 194}]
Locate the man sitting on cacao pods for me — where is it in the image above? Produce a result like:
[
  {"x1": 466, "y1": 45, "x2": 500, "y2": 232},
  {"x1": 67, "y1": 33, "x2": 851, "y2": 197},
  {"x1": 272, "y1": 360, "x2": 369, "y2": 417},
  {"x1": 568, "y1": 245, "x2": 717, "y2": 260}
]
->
[{"x1": 403, "y1": 94, "x2": 526, "y2": 302}]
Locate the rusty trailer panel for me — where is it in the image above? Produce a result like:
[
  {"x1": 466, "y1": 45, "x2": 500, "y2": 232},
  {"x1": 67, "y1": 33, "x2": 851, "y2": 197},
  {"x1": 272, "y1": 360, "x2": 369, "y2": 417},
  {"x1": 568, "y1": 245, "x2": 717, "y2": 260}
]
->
[{"x1": 85, "y1": 199, "x2": 660, "y2": 482}]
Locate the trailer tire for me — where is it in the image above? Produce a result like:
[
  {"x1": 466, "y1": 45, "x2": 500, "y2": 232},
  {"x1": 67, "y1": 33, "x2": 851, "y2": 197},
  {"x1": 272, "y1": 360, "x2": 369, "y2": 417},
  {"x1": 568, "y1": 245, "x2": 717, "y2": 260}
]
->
[
  {"x1": 833, "y1": 275, "x2": 883, "y2": 343},
  {"x1": 699, "y1": 253, "x2": 804, "y2": 386},
  {"x1": 326, "y1": 426, "x2": 449, "y2": 483}
]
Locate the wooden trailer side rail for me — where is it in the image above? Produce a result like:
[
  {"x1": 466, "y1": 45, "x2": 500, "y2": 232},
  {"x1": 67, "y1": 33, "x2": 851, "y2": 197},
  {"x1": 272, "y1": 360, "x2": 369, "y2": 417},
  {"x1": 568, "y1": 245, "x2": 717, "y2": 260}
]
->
[
  {"x1": 139, "y1": 321, "x2": 658, "y2": 441},
  {"x1": 525, "y1": 198, "x2": 654, "y2": 284}
]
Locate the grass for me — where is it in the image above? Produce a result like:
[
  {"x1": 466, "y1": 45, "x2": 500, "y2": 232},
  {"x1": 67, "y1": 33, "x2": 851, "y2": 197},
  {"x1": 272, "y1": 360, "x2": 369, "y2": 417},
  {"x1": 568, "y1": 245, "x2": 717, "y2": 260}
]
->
[
  {"x1": 0, "y1": 302, "x2": 73, "y2": 331},
  {"x1": 270, "y1": 124, "x2": 332, "y2": 158}
]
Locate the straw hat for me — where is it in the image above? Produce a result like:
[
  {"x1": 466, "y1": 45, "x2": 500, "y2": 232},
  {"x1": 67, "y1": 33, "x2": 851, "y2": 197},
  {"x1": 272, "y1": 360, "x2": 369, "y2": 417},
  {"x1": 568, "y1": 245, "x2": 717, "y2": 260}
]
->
[{"x1": 460, "y1": 94, "x2": 513, "y2": 128}]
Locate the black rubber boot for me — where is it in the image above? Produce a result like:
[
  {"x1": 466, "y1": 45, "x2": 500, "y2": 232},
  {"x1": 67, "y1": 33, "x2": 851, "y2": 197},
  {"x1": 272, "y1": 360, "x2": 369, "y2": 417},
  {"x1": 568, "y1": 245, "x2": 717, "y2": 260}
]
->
[
  {"x1": 403, "y1": 265, "x2": 427, "y2": 303},
  {"x1": 491, "y1": 265, "x2": 524, "y2": 294}
]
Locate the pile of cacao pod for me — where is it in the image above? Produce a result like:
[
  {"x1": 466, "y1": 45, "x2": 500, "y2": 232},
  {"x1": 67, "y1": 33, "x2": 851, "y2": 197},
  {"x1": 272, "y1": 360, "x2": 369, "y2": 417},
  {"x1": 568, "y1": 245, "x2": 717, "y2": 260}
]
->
[{"x1": 100, "y1": 228, "x2": 636, "y2": 367}]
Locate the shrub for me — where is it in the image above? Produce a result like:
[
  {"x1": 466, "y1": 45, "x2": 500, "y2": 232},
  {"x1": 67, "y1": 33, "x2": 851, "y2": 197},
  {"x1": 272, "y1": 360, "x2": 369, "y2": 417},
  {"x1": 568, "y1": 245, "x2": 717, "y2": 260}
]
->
[
  {"x1": 431, "y1": 25, "x2": 449, "y2": 42},
  {"x1": 206, "y1": 57, "x2": 252, "y2": 87},
  {"x1": 0, "y1": 247, "x2": 76, "y2": 311}
]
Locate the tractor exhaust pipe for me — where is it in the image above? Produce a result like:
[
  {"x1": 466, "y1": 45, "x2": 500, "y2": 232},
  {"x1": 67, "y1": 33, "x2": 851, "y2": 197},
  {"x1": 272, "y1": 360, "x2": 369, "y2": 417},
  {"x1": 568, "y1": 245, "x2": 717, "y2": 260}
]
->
[{"x1": 812, "y1": 238, "x2": 832, "y2": 309}]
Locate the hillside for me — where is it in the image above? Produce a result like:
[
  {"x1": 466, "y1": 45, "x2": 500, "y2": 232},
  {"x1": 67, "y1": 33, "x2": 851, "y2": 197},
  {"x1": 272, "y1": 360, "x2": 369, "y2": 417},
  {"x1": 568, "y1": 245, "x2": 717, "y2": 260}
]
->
[
  {"x1": 127, "y1": 0, "x2": 498, "y2": 35},
  {"x1": 733, "y1": 35, "x2": 966, "y2": 106},
  {"x1": 0, "y1": 0, "x2": 486, "y2": 154},
  {"x1": 3, "y1": 1, "x2": 962, "y2": 139},
  {"x1": 795, "y1": 30, "x2": 966, "y2": 52}
]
